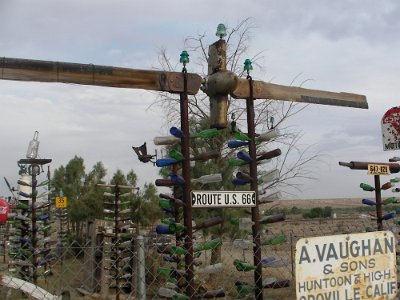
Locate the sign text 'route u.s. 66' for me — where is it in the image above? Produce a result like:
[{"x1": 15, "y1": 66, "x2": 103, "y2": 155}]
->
[{"x1": 191, "y1": 190, "x2": 256, "y2": 208}]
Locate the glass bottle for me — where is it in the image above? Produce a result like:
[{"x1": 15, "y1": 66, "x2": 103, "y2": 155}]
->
[
  {"x1": 193, "y1": 216, "x2": 224, "y2": 230},
  {"x1": 228, "y1": 140, "x2": 249, "y2": 149},
  {"x1": 360, "y1": 183, "x2": 375, "y2": 192},
  {"x1": 228, "y1": 159, "x2": 248, "y2": 167},
  {"x1": 191, "y1": 149, "x2": 219, "y2": 161},
  {"x1": 258, "y1": 169, "x2": 279, "y2": 184},
  {"x1": 236, "y1": 283, "x2": 255, "y2": 296},
  {"x1": 170, "y1": 126, "x2": 184, "y2": 138},
  {"x1": 153, "y1": 136, "x2": 180, "y2": 145},
  {"x1": 172, "y1": 293, "x2": 189, "y2": 300},
  {"x1": 170, "y1": 245, "x2": 187, "y2": 256},
  {"x1": 236, "y1": 171, "x2": 252, "y2": 182},
  {"x1": 169, "y1": 149, "x2": 184, "y2": 161},
  {"x1": 362, "y1": 198, "x2": 376, "y2": 206},
  {"x1": 170, "y1": 174, "x2": 185, "y2": 185},
  {"x1": 26, "y1": 131, "x2": 39, "y2": 159},
  {"x1": 191, "y1": 173, "x2": 222, "y2": 184},
  {"x1": 169, "y1": 222, "x2": 185, "y2": 234},
  {"x1": 262, "y1": 235, "x2": 287, "y2": 245},
  {"x1": 156, "y1": 224, "x2": 172, "y2": 234},
  {"x1": 256, "y1": 148, "x2": 282, "y2": 161},
  {"x1": 191, "y1": 128, "x2": 218, "y2": 139},
  {"x1": 382, "y1": 211, "x2": 396, "y2": 220},
  {"x1": 155, "y1": 179, "x2": 176, "y2": 187},
  {"x1": 260, "y1": 213, "x2": 285, "y2": 224},
  {"x1": 255, "y1": 128, "x2": 280, "y2": 142},
  {"x1": 237, "y1": 151, "x2": 252, "y2": 162},
  {"x1": 194, "y1": 237, "x2": 222, "y2": 252},
  {"x1": 232, "y1": 178, "x2": 249, "y2": 186},
  {"x1": 159, "y1": 199, "x2": 172, "y2": 209},
  {"x1": 259, "y1": 191, "x2": 282, "y2": 204},
  {"x1": 381, "y1": 182, "x2": 393, "y2": 190},
  {"x1": 233, "y1": 259, "x2": 255, "y2": 271},
  {"x1": 382, "y1": 197, "x2": 399, "y2": 205},
  {"x1": 232, "y1": 131, "x2": 250, "y2": 141},
  {"x1": 156, "y1": 158, "x2": 179, "y2": 167}
]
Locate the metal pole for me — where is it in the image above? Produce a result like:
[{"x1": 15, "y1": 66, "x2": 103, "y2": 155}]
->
[
  {"x1": 374, "y1": 175, "x2": 383, "y2": 230},
  {"x1": 136, "y1": 235, "x2": 146, "y2": 300},
  {"x1": 31, "y1": 167, "x2": 38, "y2": 285},
  {"x1": 245, "y1": 76, "x2": 263, "y2": 300},
  {"x1": 115, "y1": 185, "x2": 120, "y2": 300},
  {"x1": 180, "y1": 69, "x2": 195, "y2": 298}
]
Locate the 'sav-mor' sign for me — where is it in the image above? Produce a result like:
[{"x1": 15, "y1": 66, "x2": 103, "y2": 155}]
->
[{"x1": 295, "y1": 231, "x2": 397, "y2": 300}]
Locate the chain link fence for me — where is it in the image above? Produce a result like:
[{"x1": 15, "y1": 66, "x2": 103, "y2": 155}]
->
[{"x1": 1, "y1": 215, "x2": 396, "y2": 300}]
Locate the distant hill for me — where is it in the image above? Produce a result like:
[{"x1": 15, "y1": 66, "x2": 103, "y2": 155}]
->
[{"x1": 266, "y1": 198, "x2": 363, "y2": 209}]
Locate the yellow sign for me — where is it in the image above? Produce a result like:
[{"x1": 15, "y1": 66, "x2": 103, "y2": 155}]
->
[
  {"x1": 56, "y1": 196, "x2": 67, "y2": 208},
  {"x1": 367, "y1": 164, "x2": 391, "y2": 175}
]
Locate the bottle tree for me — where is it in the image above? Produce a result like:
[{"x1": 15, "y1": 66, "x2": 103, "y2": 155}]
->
[{"x1": 340, "y1": 160, "x2": 400, "y2": 230}]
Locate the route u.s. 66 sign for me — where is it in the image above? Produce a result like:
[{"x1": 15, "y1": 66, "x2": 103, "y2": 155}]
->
[{"x1": 382, "y1": 107, "x2": 400, "y2": 151}]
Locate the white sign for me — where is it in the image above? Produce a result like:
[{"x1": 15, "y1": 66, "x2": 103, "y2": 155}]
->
[
  {"x1": 295, "y1": 231, "x2": 397, "y2": 300},
  {"x1": 191, "y1": 190, "x2": 255, "y2": 208},
  {"x1": 382, "y1": 107, "x2": 400, "y2": 151}
]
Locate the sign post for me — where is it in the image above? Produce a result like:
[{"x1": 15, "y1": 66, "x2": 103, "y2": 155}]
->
[{"x1": 296, "y1": 231, "x2": 397, "y2": 300}]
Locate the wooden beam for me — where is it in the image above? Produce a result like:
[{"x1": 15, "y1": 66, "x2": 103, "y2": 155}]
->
[
  {"x1": 0, "y1": 57, "x2": 202, "y2": 95},
  {"x1": 232, "y1": 78, "x2": 368, "y2": 109}
]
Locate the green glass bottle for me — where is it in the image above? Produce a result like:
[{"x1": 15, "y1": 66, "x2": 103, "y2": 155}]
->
[
  {"x1": 236, "y1": 283, "x2": 255, "y2": 296},
  {"x1": 262, "y1": 235, "x2": 287, "y2": 245},
  {"x1": 228, "y1": 159, "x2": 248, "y2": 167},
  {"x1": 229, "y1": 218, "x2": 240, "y2": 226},
  {"x1": 16, "y1": 201, "x2": 30, "y2": 210},
  {"x1": 169, "y1": 149, "x2": 184, "y2": 161},
  {"x1": 191, "y1": 128, "x2": 218, "y2": 139},
  {"x1": 233, "y1": 131, "x2": 250, "y2": 141},
  {"x1": 159, "y1": 167, "x2": 171, "y2": 177},
  {"x1": 37, "y1": 179, "x2": 50, "y2": 187},
  {"x1": 194, "y1": 237, "x2": 222, "y2": 252},
  {"x1": 233, "y1": 259, "x2": 255, "y2": 272},
  {"x1": 172, "y1": 293, "x2": 189, "y2": 300},
  {"x1": 39, "y1": 224, "x2": 52, "y2": 232},
  {"x1": 157, "y1": 267, "x2": 172, "y2": 278},
  {"x1": 159, "y1": 199, "x2": 173, "y2": 209},
  {"x1": 161, "y1": 218, "x2": 174, "y2": 225},
  {"x1": 170, "y1": 245, "x2": 187, "y2": 256},
  {"x1": 360, "y1": 183, "x2": 375, "y2": 191},
  {"x1": 382, "y1": 197, "x2": 399, "y2": 205},
  {"x1": 169, "y1": 222, "x2": 185, "y2": 234},
  {"x1": 119, "y1": 232, "x2": 134, "y2": 241}
]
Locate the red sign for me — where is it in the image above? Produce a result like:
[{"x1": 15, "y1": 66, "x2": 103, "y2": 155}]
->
[
  {"x1": 382, "y1": 107, "x2": 400, "y2": 151},
  {"x1": 0, "y1": 198, "x2": 10, "y2": 224}
]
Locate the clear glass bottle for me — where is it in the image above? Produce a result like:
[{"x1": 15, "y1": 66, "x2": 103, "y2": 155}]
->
[{"x1": 26, "y1": 131, "x2": 39, "y2": 159}]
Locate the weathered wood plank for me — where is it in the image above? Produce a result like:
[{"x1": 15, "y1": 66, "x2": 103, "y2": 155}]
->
[
  {"x1": 0, "y1": 57, "x2": 202, "y2": 95},
  {"x1": 232, "y1": 78, "x2": 368, "y2": 109}
]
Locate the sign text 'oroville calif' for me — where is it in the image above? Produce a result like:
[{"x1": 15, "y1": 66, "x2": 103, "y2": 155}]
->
[
  {"x1": 191, "y1": 190, "x2": 256, "y2": 208},
  {"x1": 295, "y1": 231, "x2": 397, "y2": 300}
]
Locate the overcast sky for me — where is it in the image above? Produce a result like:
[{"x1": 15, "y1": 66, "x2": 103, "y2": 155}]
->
[{"x1": 1, "y1": 0, "x2": 399, "y2": 200}]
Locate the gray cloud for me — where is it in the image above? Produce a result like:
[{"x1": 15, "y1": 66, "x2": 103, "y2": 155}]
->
[{"x1": 0, "y1": 0, "x2": 399, "y2": 200}]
